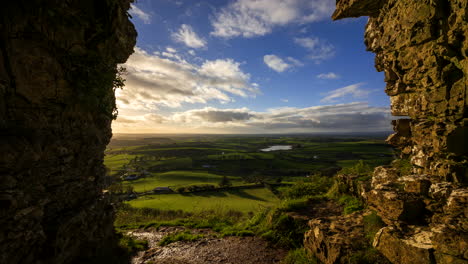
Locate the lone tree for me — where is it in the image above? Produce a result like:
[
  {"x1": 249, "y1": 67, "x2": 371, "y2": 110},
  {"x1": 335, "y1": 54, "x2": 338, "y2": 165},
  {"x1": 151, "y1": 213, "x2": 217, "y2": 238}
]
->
[{"x1": 218, "y1": 175, "x2": 232, "y2": 188}]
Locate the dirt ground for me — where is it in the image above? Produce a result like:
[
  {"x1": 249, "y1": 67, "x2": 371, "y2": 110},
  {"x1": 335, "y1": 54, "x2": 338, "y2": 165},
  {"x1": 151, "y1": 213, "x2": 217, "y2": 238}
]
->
[
  {"x1": 128, "y1": 198, "x2": 343, "y2": 264},
  {"x1": 129, "y1": 227, "x2": 287, "y2": 264}
]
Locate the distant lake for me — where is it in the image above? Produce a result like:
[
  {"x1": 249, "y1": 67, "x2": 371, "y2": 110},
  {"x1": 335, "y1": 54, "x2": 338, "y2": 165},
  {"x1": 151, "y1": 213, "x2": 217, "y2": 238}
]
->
[{"x1": 260, "y1": 145, "x2": 292, "y2": 152}]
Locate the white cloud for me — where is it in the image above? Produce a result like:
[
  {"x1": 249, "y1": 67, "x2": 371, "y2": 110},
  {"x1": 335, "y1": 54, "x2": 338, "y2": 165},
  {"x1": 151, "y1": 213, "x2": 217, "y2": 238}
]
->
[
  {"x1": 299, "y1": 27, "x2": 309, "y2": 34},
  {"x1": 166, "y1": 47, "x2": 177, "y2": 53},
  {"x1": 317, "y1": 72, "x2": 340, "y2": 79},
  {"x1": 117, "y1": 47, "x2": 258, "y2": 111},
  {"x1": 295, "y1": 37, "x2": 335, "y2": 63},
  {"x1": 294, "y1": 37, "x2": 318, "y2": 49},
  {"x1": 115, "y1": 116, "x2": 139, "y2": 124},
  {"x1": 114, "y1": 113, "x2": 165, "y2": 125},
  {"x1": 129, "y1": 4, "x2": 151, "y2": 24},
  {"x1": 264, "y1": 55, "x2": 291, "y2": 72},
  {"x1": 281, "y1": 98, "x2": 289, "y2": 102},
  {"x1": 172, "y1": 24, "x2": 207, "y2": 48},
  {"x1": 286, "y1": 57, "x2": 304, "y2": 67},
  {"x1": 162, "y1": 102, "x2": 390, "y2": 132},
  {"x1": 251, "y1": 103, "x2": 391, "y2": 132},
  {"x1": 211, "y1": 0, "x2": 335, "y2": 38},
  {"x1": 160, "y1": 51, "x2": 183, "y2": 60},
  {"x1": 113, "y1": 102, "x2": 392, "y2": 133},
  {"x1": 302, "y1": 0, "x2": 336, "y2": 22},
  {"x1": 143, "y1": 113, "x2": 166, "y2": 123},
  {"x1": 188, "y1": 50, "x2": 196, "y2": 56},
  {"x1": 320, "y1": 83, "x2": 370, "y2": 103}
]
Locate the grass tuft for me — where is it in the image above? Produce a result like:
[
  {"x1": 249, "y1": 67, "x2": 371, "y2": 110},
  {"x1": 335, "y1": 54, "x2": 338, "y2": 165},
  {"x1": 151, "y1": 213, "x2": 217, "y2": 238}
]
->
[
  {"x1": 281, "y1": 248, "x2": 317, "y2": 264},
  {"x1": 392, "y1": 159, "x2": 412, "y2": 175},
  {"x1": 338, "y1": 195, "x2": 363, "y2": 214},
  {"x1": 158, "y1": 230, "x2": 204, "y2": 246},
  {"x1": 282, "y1": 176, "x2": 333, "y2": 199},
  {"x1": 363, "y1": 211, "x2": 385, "y2": 242},
  {"x1": 338, "y1": 160, "x2": 372, "y2": 176},
  {"x1": 118, "y1": 233, "x2": 148, "y2": 255}
]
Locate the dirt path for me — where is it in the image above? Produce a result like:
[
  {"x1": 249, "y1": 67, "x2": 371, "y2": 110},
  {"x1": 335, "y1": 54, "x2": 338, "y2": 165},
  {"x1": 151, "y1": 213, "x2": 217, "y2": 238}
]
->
[{"x1": 129, "y1": 227, "x2": 287, "y2": 264}]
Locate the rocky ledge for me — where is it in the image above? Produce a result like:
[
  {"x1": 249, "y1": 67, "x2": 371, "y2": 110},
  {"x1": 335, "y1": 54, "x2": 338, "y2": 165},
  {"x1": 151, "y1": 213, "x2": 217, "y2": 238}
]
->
[{"x1": 304, "y1": 0, "x2": 467, "y2": 263}]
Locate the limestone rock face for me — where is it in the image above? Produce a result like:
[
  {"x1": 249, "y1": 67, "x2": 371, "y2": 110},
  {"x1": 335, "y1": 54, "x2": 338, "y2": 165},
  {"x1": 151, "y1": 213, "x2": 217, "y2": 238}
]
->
[
  {"x1": 0, "y1": 1, "x2": 136, "y2": 263},
  {"x1": 371, "y1": 166, "x2": 399, "y2": 187},
  {"x1": 304, "y1": 212, "x2": 367, "y2": 264},
  {"x1": 363, "y1": 0, "x2": 468, "y2": 183},
  {"x1": 373, "y1": 226, "x2": 436, "y2": 264},
  {"x1": 304, "y1": 210, "x2": 390, "y2": 264},
  {"x1": 331, "y1": 0, "x2": 468, "y2": 263}
]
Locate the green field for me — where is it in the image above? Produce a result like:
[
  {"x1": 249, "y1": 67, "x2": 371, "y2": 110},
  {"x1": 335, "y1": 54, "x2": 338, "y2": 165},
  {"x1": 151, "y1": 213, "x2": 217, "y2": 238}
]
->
[
  {"x1": 127, "y1": 187, "x2": 279, "y2": 213},
  {"x1": 142, "y1": 157, "x2": 193, "y2": 171},
  {"x1": 106, "y1": 134, "x2": 394, "y2": 216},
  {"x1": 123, "y1": 171, "x2": 243, "y2": 192},
  {"x1": 104, "y1": 153, "x2": 140, "y2": 174},
  {"x1": 109, "y1": 134, "x2": 397, "y2": 262},
  {"x1": 106, "y1": 135, "x2": 393, "y2": 178}
]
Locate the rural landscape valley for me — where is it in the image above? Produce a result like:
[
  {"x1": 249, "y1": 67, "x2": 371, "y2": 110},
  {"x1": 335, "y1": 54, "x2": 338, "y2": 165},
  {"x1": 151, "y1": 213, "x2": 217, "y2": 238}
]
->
[
  {"x1": 2, "y1": 0, "x2": 467, "y2": 263},
  {"x1": 106, "y1": 134, "x2": 396, "y2": 263}
]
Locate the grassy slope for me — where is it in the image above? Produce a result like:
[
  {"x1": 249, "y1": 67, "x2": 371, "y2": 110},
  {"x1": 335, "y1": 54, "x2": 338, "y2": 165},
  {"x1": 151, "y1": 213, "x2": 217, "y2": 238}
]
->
[
  {"x1": 104, "y1": 153, "x2": 140, "y2": 174},
  {"x1": 123, "y1": 171, "x2": 243, "y2": 192},
  {"x1": 106, "y1": 137, "x2": 393, "y2": 217},
  {"x1": 127, "y1": 187, "x2": 279, "y2": 213},
  {"x1": 143, "y1": 157, "x2": 193, "y2": 169}
]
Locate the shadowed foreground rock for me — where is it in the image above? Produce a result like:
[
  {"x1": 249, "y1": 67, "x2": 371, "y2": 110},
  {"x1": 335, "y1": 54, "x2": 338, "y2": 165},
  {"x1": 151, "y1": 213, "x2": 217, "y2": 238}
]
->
[
  {"x1": 304, "y1": 211, "x2": 368, "y2": 264},
  {"x1": 0, "y1": 1, "x2": 136, "y2": 263},
  {"x1": 304, "y1": 0, "x2": 467, "y2": 263}
]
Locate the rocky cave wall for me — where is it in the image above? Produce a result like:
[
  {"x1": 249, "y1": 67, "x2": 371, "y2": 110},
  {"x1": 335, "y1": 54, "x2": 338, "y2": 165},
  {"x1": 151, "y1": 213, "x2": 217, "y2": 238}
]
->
[
  {"x1": 0, "y1": 1, "x2": 136, "y2": 263},
  {"x1": 303, "y1": 0, "x2": 468, "y2": 263},
  {"x1": 334, "y1": 0, "x2": 468, "y2": 184}
]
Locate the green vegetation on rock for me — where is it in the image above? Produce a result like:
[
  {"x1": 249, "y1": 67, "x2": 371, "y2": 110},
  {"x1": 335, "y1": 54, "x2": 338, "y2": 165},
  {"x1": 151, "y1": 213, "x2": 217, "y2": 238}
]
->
[
  {"x1": 338, "y1": 195, "x2": 364, "y2": 214},
  {"x1": 391, "y1": 158, "x2": 412, "y2": 175},
  {"x1": 363, "y1": 211, "x2": 386, "y2": 242}
]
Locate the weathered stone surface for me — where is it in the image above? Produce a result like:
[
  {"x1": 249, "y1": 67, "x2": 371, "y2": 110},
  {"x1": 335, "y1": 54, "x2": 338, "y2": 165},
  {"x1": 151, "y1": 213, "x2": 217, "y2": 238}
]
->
[
  {"x1": 0, "y1": 0, "x2": 136, "y2": 263},
  {"x1": 386, "y1": 119, "x2": 412, "y2": 155},
  {"x1": 373, "y1": 226, "x2": 435, "y2": 264},
  {"x1": 333, "y1": 0, "x2": 468, "y2": 263},
  {"x1": 367, "y1": 184, "x2": 428, "y2": 225},
  {"x1": 304, "y1": 218, "x2": 346, "y2": 264},
  {"x1": 442, "y1": 189, "x2": 468, "y2": 231},
  {"x1": 332, "y1": 0, "x2": 386, "y2": 20},
  {"x1": 431, "y1": 225, "x2": 468, "y2": 262},
  {"x1": 429, "y1": 182, "x2": 454, "y2": 200},
  {"x1": 398, "y1": 175, "x2": 432, "y2": 196},
  {"x1": 372, "y1": 166, "x2": 399, "y2": 188},
  {"x1": 336, "y1": 174, "x2": 370, "y2": 198},
  {"x1": 304, "y1": 211, "x2": 389, "y2": 264},
  {"x1": 363, "y1": 0, "x2": 468, "y2": 182}
]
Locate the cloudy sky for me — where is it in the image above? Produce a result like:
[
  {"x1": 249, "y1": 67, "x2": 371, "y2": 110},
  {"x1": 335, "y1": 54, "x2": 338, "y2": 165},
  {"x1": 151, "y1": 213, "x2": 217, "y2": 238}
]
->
[{"x1": 113, "y1": 0, "x2": 392, "y2": 134}]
